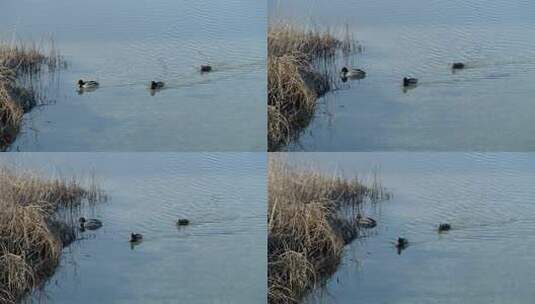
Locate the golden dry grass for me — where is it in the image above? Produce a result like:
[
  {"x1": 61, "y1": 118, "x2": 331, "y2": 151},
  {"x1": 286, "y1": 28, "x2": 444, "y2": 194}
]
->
[
  {"x1": 268, "y1": 23, "x2": 357, "y2": 151},
  {"x1": 0, "y1": 166, "x2": 106, "y2": 303},
  {"x1": 0, "y1": 39, "x2": 62, "y2": 150},
  {"x1": 268, "y1": 156, "x2": 388, "y2": 304}
]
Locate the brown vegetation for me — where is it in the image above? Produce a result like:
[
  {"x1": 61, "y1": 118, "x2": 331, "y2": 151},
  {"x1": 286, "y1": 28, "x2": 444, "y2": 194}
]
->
[
  {"x1": 268, "y1": 156, "x2": 389, "y2": 304},
  {"x1": 0, "y1": 167, "x2": 106, "y2": 303},
  {"x1": 0, "y1": 39, "x2": 63, "y2": 150},
  {"x1": 268, "y1": 23, "x2": 357, "y2": 151}
]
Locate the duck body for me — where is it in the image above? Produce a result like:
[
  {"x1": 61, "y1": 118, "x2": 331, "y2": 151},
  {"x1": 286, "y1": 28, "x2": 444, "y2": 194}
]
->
[
  {"x1": 130, "y1": 233, "x2": 143, "y2": 243},
  {"x1": 340, "y1": 67, "x2": 366, "y2": 80},
  {"x1": 177, "y1": 219, "x2": 190, "y2": 226},
  {"x1": 396, "y1": 237, "x2": 409, "y2": 249},
  {"x1": 438, "y1": 223, "x2": 451, "y2": 232},
  {"x1": 356, "y1": 214, "x2": 377, "y2": 228},
  {"x1": 200, "y1": 65, "x2": 212, "y2": 73},
  {"x1": 78, "y1": 79, "x2": 99, "y2": 89},
  {"x1": 403, "y1": 77, "x2": 418, "y2": 87},
  {"x1": 79, "y1": 217, "x2": 103, "y2": 230},
  {"x1": 452, "y1": 62, "x2": 465, "y2": 70},
  {"x1": 150, "y1": 81, "x2": 165, "y2": 90}
]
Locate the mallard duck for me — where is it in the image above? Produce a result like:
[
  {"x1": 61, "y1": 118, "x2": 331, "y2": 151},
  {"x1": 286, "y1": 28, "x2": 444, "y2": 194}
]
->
[
  {"x1": 200, "y1": 65, "x2": 212, "y2": 73},
  {"x1": 150, "y1": 81, "x2": 165, "y2": 90},
  {"x1": 438, "y1": 223, "x2": 451, "y2": 232},
  {"x1": 78, "y1": 79, "x2": 99, "y2": 89},
  {"x1": 79, "y1": 217, "x2": 103, "y2": 230},
  {"x1": 356, "y1": 214, "x2": 377, "y2": 228},
  {"x1": 396, "y1": 237, "x2": 409, "y2": 249},
  {"x1": 403, "y1": 77, "x2": 418, "y2": 87},
  {"x1": 452, "y1": 62, "x2": 465, "y2": 70},
  {"x1": 130, "y1": 233, "x2": 143, "y2": 242},
  {"x1": 340, "y1": 67, "x2": 366, "y2": 79},
  {"x1": 177, "y1": 219, "x2": 190, "y2": 226}
]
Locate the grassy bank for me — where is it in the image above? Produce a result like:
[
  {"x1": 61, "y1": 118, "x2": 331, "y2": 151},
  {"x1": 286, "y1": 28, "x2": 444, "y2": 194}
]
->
[
  {"x1": 0, "y1": 40, "x2": 62, "y2": 150},
  {"x1": 0, "y1": 167, "x2": 105, "y2": 304},
  {"x1": 268, "y1": 23, "x2": 357, "y2": 151},
  {"x1": 268, "y1": 156, "x2": 389, "y2": 304}
]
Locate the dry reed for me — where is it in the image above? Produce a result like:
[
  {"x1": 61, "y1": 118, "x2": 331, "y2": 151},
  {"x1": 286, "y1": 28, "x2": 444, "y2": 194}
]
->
[
  {"x1": 0, "y1": 39, "x2": 63, "y2": 151},
  {"x1": 0, "y1": 166, "x2": 106, "y2": 304},
  {"x1": 268, "y1": 156, "x2": 389, "y2": 304},
  {"x1": 268, "y1": 23, "x2": 357, "y2": 151}
]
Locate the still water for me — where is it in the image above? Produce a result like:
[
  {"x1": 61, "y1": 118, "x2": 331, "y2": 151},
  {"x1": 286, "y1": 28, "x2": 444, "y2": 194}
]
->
[
  {"x1": 0, "y1": 153, "x2": 266, "y2": 304},
  {"x1": 286, "y1": 153, "x2": 535, "y2": 303},
  {"x1": 271, "y1": 0, "x2": 535, "y2": 151},
  {"x1": 1, "y1": 0, "x2": 266, "y2": 151}
]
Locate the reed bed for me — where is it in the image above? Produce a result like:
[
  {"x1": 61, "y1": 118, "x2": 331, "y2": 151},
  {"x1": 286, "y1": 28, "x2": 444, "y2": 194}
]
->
[
  {"x1": 268, "y1": 156, "x2": 389, "y2": 304},
  {"x1": 0, "y1": 39, "x2": 63, "y2": 150},
  {"x1": 268, "y1": 23, "x2": 358, "y2": 151},
  {"x1": 0, "y1": 166, "x2": 106, "y2": 304}
]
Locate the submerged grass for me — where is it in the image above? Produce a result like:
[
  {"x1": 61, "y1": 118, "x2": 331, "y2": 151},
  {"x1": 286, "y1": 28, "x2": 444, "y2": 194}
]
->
[
  {"x1": 268, "y1": 156, "x2": 389, "y2": 304},
  {"x1": 0, "y1": 39, "x2": 63, "y2": 151},
  {"x1": 0, "y1": 166, "x2": 106, "y2": 304},
  {"x1": 268, "y1": 23, "x2": 358, "y2": 151}
]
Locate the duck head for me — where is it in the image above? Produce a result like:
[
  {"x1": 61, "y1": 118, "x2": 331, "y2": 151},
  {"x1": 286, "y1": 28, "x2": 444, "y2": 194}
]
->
[
  {"x1": 150, "y1": 81, "x2": 157, "y2": 90},
  {"x1": 341, "y1": 67, "x2": 349, "y2": 75},
  {"x1": 78, "y1": 80, "x2": 84, "y2": 87}
]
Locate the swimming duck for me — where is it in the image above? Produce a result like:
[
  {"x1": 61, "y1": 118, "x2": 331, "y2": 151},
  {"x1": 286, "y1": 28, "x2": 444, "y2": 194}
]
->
[
  {"x1": 130, "y1": 233, "x2": 143, "y2": 243},
  {"x1": 200, "y1": 65, "x2": 212, "y2": 73},
  {"x1": 438, "y1": 223, "x2": 451, "y2": 232},
  {"x1": 150, "y1": 81, "x2": 165, "y2": 90},
  {"x1": 403, "y1": 77, "x2": 418, "y2": 87},
  {"x1": 356, "y1": 214, "x2": 377, "y2": 228},
  {"x1": 452, "y1": 62, "x2": 465, "y2": 70},
  {"x1": 340, "y1": 67, "x2": 366, "y2": 80},
  {"x1": 177, "y1": 219, "x2": 190, "y2": 226},
  {"x1": 396, "y1": 237, "x2": 409, "y2": 249},
  {"x1": 79, "y1": 217, "x2": 103, "y2": 231},
  {"x1": 77, "y1": 79, "x2": 99, "y2": 89}
]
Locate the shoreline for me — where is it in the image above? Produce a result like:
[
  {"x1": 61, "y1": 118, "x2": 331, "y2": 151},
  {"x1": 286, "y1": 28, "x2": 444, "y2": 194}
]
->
[
  {"x1": 268, "y1": 156, "x2": 389, "y2": 303},
  {"x1": 0, "y1": 167, "x2": 105, "y2": 303},
  {"x1": 0, "y1": 41, "x2": 62, "y2": 151}
]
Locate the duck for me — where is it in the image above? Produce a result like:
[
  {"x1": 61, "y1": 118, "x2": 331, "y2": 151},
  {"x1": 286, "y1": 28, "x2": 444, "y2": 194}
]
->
[
  {"x1": 340, "y1": 67, "x2": 366, "y2": 80},
  {"x1": 396, "y1": 237, "x2": 409, "y2": 249},
  {"x1": 150, "y1": 81, "x2": 165, "y2": 90},
  {"x1": 130, "y1": 233, "x2": 143, "y2": 243},
  {"x1": 79, "y1": 217, "x2": 103, "y2": 231},
  {"x1": 403, "y1": 77, "x2": 418, "y2": 87},
  {"x1": 200, "y1": 65, "x2": 213, "y2": 73},
  {"x1": 177, "y1": 218, "x2": 190, "y2": 226},
  {"x1": 77, "y1": 79, "x2": 99, "y2": 89},
  {"x1": 438, "y1": 223, "x2": 451, "y2": 232},
  {"x1": 452, "y1": 62, "x2": 465, "y2": 70},
  {"x1": 356, "y1": 214, "x2": 377, "y2": 228}
]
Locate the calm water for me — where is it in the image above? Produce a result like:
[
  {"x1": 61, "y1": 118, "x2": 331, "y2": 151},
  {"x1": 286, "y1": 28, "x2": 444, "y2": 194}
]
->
[
  {"x1": 0, "y1": 153, "x2": 266, "y2": 304},
  {"x1": 270, "y1": 0, "x2": 535, "y2": 151},
  {"x1": 1, "y1": 0, "x2": 266, "y2": 151},
  {"x1": 285, "y1": 153, "x2": 535, "y2": 303}
]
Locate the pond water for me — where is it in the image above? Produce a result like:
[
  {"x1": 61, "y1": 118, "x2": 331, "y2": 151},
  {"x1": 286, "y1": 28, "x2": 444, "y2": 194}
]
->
[
  {"x1": 270, "y1": 0, "x2": 535, "y2": 151},
  {"x1": 0, "y1": 153, "x2": 266, "y2": 304},
  {"x1": 1, "y1": 0, "x2": 266, "y2": 151},
  {"x1": 286, "y1": 153, "x2": 535, "y2": 303}
]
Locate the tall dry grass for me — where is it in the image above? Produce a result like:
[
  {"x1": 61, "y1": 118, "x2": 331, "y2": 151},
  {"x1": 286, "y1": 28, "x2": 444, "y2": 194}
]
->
[
  {"x1": 0, "y1": 39, "x2": 63, "y2": 151},
  {"x1": 268, "y1": 23, "x2": 357, "y2": 151},
  {"x1": 268, "y1": 156, "x2": 389, "y2": 304},
  {"x1": 0, "y1": 167, "x2": 106, "y2": 304}
]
